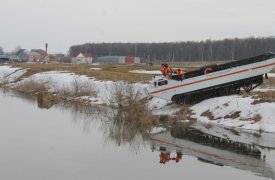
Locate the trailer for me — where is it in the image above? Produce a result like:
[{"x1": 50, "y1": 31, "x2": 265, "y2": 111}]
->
[{"x1": 146, "y1": 52, "x2": 275, "y2": 104}]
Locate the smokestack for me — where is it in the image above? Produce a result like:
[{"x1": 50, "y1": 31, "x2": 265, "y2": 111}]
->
[{"x1": 45, "y1": 43, "x2": 48, "y2": 55}]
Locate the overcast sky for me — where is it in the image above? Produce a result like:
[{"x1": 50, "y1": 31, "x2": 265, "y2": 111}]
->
[{"x1": 1, "y1": 0, "x2": 275, "y2": 53}]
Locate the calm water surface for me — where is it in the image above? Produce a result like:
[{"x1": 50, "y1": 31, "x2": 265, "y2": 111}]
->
[{"x1": 0, "y1": 90, "x2": 274, "y2": 180}]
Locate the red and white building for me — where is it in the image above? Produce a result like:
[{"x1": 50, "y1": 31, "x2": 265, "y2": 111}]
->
[{"x1": 71, "y1": 53, "x2": 93, "y2": 64}]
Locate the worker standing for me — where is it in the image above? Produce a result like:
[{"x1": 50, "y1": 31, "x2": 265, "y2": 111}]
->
[
  {"x1": 167, "y1": 64, "x2": 172, "y2": 76},
  {"x1": 159, "y1": 152, "x2": 166, "y2": 164},
  {"x1": 161, "y1": 64, "x2": 166, "y2": 76},
  {"x1": 175, "y1": 151, "x2": 182, "y2": 163},
  {"x1": 164, "y1": 64, "x2": 173, "y2": 79},
  {"x1": 164, "y1": 152, "x2": 170, "y2": 164},
  {"x1": 176, "y1": 68, "x2": 184, "y2": 81}
]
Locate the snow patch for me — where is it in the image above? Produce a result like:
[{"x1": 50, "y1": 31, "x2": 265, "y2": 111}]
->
[
  {"x1": 150, "y1": 127, "x2": 167, "y2": 134},
  {"x1": 190, "y1": 95, "x2": 275, "y2": 133},
  {"x1": 129, "y1": 69, "x2": 162, "y2": 75},
  {"x1": 148, "y1": 97, "x2": 181, "y2": 115},
  {"x1": 14, "y1": 70, "x2": 149, "y2": 106},
  {"x1": 90, "y1": 68, "x2": 102, "y2": 70},
  {"x1": 0, "y1": 66, "x2": 26, "y2": 83},
  {"x1": 267, "y1": 73, "x2": 275, "y2": 77}
]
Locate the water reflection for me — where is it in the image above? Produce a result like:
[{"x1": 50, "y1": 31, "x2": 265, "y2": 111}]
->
[
  {"x1": 9, "y1": 88, "x2": 156, "y2": 150},
  {"x1": 55, "y1": 101, "x2": 103, "y2": 133},
  {"x1": 48, "y1": 94, "x2": 157, "y2": 152},
  {"x1": 101, "y1": 100, "x2": 157, "y2": 152},
  {"x1": 10, "y1": 90, "x2": 103, "y2": 133},
  {"x1": 2, "y1": 89, "x2": 275, "y2": 178},
  {"x1": 150, "y1": 126, "x2": 275, "y2": 179},
  {"x1": 37, "y1": 92, "x2": 55, "y2": 109},
  {"x1": 158, "y1": 151, "x2": 183, "y2": 164}
]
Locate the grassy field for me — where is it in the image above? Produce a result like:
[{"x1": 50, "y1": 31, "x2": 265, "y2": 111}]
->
[
  {"x1": 2, "y1": 63, "x2": 275, "y2": 83},
  {"x1": 9, "y1": 64, "x2": 159, "y2": 83},
  {"x1": 7, "y1": 63, "x2": 200, "y2": 83}
]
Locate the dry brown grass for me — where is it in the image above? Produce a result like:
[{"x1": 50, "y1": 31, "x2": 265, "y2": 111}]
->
[
  {"x1": 248, "y1": 91, "x2": 275, "y2": 104},
  {"x1": 56, "y1": 77, "x2": 97, "y2": 98},
  {"x1": 14, "y1": 79, "x2": 48, "y2": 93},
  {"x1": 0, "y1": 74, "x2": 9, "y2": 88},
  {"x1": 260, "y1": 77, "x2": 275, "y2": 88},
  {"x1": 252, "y1": 132, "x2": 261, "y2": 138},
  {"x1": 103, "y1": 83, "x2": 156, "y2": 146},
  {"x1": 224, "y1": 127, "x2": 240, "y2": 136},
  {"x1": 204, "y1": 123, "x2": 213, "y2": 129},
  {"x1": 11, "y1": 63, "x2": 158, "y2": 83},
  {"x1": 224, "y1": 111, "x2": 241, "y2": 119},
  {"x1": 175, "y1": 105, "x2": 196, "y2": 121},
  {"x1": 251, "y1": 114, "x2": 262, "y2": 122},
  {"x1": 37, "y1": 92, "x2": 57, "y2": 109},
  {"x1": 201, "y1": 110, "x2": 215, "y2": 120},
  {"x1": 10, "y1": 63, "x2": 196, "y2": 83}
]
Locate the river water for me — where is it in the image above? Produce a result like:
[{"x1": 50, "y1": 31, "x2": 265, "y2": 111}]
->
[{"x1": 0, "y1": 90, "x2": 274, "y2": 180}]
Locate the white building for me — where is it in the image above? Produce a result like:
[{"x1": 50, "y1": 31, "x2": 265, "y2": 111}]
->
[{"x1": 71, "y1": 53, "x2": 93, "y2": 64}]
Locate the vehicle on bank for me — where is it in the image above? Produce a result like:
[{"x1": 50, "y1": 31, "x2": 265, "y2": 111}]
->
[{"x1": 146, "y1": 52, "x2": 275, "y2": 104}]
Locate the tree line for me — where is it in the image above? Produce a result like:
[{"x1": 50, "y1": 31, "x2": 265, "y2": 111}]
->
[{"x1": 69, "y1": 37, "x2": 275, "y2": 61}]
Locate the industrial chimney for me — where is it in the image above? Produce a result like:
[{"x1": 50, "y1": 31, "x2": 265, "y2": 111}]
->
[{"x1": 45, "y1": 43, "x2": 48, "y2": 55}]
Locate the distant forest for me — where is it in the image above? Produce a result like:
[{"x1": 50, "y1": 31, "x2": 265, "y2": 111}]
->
[{"x1": 69, "y1": 37, "x2": 275, "y2": 61}]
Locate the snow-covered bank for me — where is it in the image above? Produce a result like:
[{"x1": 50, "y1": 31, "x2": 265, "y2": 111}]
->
[
  {"x1": 16, "y1": 71, "x2": 148, "y2": 105},
  {"x1": 190, "y1": 95, "x2": 275, "y2": 133},
  {"x1": 0, "y1": 66, "x2": 26, "y2": 83},
  {"x1": 1, "y1": 65, "x2": 275, "y2": 133},
  {"x1": 268, "y1": 73, "x2": 275, "y2": 77},
  {"x1": 148, "y1": 97, "x2": 181, "y2": 115}
]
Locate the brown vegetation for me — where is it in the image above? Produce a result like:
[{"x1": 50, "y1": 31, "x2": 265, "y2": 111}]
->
[
  {"x1": 0, "y1": 74, "x2": 9, "y2": 89},
  {"x1": 260, "y1": 77, "x2": 275, "y2": 88},
  {"x1": 103, "y1": 84, "x2": 156, "y2": 147},
  {"x1": 224, "y1": 127, "x2": 240, "y2": 136},
  {"x1": 56, "y1": 77, "x2": 97, "y2": 98},
  {"x1": 11, "y1": 64, "x2": 159, "y2": 83},
  {"x1": 204, "y1": 123, "x2": 213, "y2": 129},
  {"x1": 248, "y1": 91, "x2": 275, "y2": 104},
  {"x1": 251, "y1": 114, "x2": 262, "y2": 123},
  {"x1": 201, "y1": 110, "x2": 215, "y2": 120},
  {"x1": 15, "y1": 79, "x2": 48, "y2": 93},
  {"x1": 13, "y1": 76, "x2": 98, "y2": 106},
  {"x1": 37, "y1": 92, "x2": 57, "y2": 109},
  {"x1": 224, "y1": 111, "x2": 241, "y2": 119},
  {"x1": 10, "y1": 63, "x2": 197, "y2": 83},
  {"x1": 111, "y1": 83, "x2": 154, "y2": 126},
  {"x1": 175, "y1": 105, "x2": 197, "y2": 121}
]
